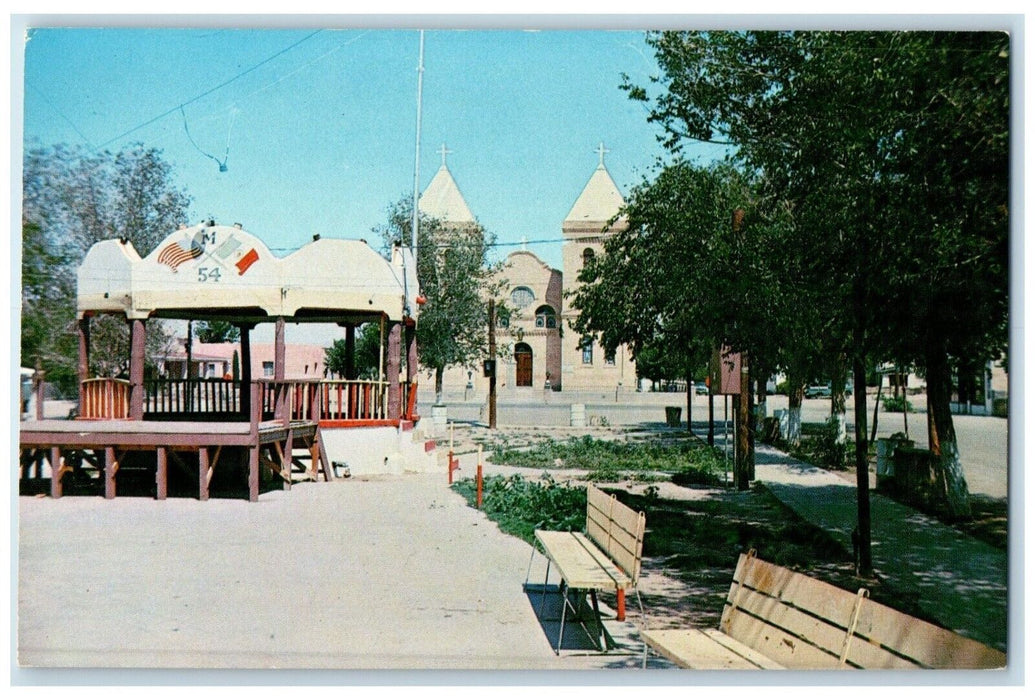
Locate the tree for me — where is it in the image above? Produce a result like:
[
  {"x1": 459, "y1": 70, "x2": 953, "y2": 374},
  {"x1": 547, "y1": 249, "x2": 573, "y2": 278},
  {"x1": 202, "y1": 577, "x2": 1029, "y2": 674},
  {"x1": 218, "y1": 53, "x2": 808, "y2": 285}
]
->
[
  {"x1": 22, "y1": 141, "x2": 192, "y2": 389},
  {"x1": 373, "y1": 198, "x2": 502, "y2": 403},
  {"x1": 625, "y1": 30, "x2": 1009, "y2": 561},
  {"x1": 324, "y1": 323, "x2": 383, "y2": 380},
  {"x1": 194, "y1": 320, "x2": 241, "y2": 344}
]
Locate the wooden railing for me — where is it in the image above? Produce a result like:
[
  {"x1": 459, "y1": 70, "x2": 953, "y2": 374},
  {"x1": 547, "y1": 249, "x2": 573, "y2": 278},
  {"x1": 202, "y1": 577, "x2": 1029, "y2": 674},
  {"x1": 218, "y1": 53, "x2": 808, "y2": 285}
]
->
[
  {"x1": 80, "y1": 378, "x2": 131, "y2": 419},
  {"x1": 86, "y1": 377, "x2": 414, "y2": 425},
  {"x1": 318, "y1": 380, "x2": 389, "y2": 421},
  {"x1": 144, "y1": 378, "x2": 240, "y2": 415}
]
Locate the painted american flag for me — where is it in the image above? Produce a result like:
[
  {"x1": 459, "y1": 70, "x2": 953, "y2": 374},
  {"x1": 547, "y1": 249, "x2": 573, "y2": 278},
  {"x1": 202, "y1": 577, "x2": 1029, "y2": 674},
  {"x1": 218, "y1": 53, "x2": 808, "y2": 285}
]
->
[{"x1": 157, "y1": 238, "x2": 203, "y2": 271}]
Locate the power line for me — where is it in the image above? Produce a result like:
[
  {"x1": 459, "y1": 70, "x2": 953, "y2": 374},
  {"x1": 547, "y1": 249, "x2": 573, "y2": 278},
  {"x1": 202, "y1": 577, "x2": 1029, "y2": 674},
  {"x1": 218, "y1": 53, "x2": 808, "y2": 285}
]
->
[{"x1": 93, "y1": 30, "x2": 322, "y2": 152}]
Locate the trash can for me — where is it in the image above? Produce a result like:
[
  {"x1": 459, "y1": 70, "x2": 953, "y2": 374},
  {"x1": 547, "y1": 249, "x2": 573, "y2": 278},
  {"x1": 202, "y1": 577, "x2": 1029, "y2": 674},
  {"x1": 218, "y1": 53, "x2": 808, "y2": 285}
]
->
[
  {"x1": 665, "y1": 406, "x2": 682, "y2": 427},
  {"x1": 570, "y1": 403, "x2": 586, "y2": 427}
]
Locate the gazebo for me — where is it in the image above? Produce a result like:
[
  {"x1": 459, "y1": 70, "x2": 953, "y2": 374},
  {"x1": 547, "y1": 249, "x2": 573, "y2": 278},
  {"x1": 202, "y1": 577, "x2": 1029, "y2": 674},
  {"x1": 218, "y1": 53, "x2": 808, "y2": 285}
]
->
[{"x1": 20, "y1": 222, "x2": 425, "y2": 501}]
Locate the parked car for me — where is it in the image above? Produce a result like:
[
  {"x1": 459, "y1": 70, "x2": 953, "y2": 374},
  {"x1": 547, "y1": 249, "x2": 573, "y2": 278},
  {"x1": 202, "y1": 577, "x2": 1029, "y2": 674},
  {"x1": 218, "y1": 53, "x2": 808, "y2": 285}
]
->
[
  {"x1": 804, "y1": 384, "x2": 853, "y2": 399},
  {"x1": 695, "y1": 383, "x2": 709, "y2": 395}
]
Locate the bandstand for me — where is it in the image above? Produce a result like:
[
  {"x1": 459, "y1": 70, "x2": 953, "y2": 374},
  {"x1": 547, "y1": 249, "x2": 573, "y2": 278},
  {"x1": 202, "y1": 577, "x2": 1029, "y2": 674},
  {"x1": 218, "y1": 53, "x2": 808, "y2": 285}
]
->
[{"x1": 19, "y1": 222, "x2": 423, "y2": 501}]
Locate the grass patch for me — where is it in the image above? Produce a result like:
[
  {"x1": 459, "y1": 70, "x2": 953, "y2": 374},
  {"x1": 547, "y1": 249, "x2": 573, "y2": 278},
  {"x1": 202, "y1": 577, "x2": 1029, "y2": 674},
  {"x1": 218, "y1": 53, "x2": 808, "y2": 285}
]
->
[
  {"x1": 488, "y1": 434, "x2": 726, "y2": 486},
  {"x1": 452, "y1": 473, "x2": 586, "y2": 544}
]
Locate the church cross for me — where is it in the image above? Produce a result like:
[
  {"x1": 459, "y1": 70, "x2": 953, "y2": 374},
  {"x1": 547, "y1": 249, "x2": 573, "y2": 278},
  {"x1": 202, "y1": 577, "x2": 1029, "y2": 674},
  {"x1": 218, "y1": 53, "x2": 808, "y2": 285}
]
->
[
  {"x1": 438, "y1": 143, "x2": 453, "y2": 167},
  {"x1": 596, "y1": 142, "x2": 610, "y2": 166}
]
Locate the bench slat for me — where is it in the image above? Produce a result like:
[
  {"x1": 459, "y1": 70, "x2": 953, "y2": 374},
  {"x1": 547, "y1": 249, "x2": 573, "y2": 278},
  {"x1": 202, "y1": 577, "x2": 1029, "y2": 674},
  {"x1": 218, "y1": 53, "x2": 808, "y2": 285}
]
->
[
  {"x1": 640, "y1": 629, "x2": 784, "y2": 670},
  {"x1": 849, "y1": 596, "x2": 1007, "y2": 669},
  {"x1": 585, "y1": 485, "x2": 645, "y2": 583},
  {"x1": 535, "y1": 529, "x2": 630, "y2": 591},
  {"x1": 722, "y1": 586, "x2": 853, "y2": 666}
]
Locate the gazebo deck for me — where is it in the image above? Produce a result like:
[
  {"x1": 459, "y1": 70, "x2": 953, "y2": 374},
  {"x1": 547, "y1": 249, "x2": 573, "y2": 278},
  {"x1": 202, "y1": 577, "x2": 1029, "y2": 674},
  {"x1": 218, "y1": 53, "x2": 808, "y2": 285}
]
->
[{"x1": 19, "y1": 407, "x2": 326, "y2": 503}]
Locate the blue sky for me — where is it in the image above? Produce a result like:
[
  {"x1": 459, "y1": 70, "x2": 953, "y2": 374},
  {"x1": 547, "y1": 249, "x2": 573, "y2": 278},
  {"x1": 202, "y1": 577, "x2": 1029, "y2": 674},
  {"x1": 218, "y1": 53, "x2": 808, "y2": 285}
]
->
[{"x1": 19, "y1": 25, "x2": 727, "y2": 271}]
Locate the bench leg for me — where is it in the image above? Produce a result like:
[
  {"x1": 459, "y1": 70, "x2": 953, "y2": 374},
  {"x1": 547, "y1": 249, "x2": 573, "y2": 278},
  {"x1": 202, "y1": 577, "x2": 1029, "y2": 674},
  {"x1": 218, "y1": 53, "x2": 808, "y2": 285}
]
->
[
  {"x1": 590, "y1": 590, "x2": 608, "y2": 651},
  {"x1": 557, "y1": 581, "x2": 568, "y2": 654},
  {"x1": 539, "y1": 559, "x2": 551, "y2": 621}
]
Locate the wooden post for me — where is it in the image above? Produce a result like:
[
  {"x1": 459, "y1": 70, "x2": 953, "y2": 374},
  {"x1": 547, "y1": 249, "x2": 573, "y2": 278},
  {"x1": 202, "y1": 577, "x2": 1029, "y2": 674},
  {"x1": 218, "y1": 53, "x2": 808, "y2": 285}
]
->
[
  {"x1": 239, "y1": 323, "x2": 252, "y2": 418},
  {"x1": 274, "y1": 317, "x2": 286, "y2": 382},
  {"x1": 736, "y1": 353, "x2": 750, "y2": 491},
  {"x1": 617, "y1": 590, "x2": 627, "y2": 622},
  {"x1": 198, "y1": 446, "x2": 209, "y2": 501},
  {"x1": 387, "y1": 320, "x2": 402, "y2": 420},
  {"x1": 33, "y1": 360, "x2": 45, "y2": 421},
  {"x1": 50, "y1": 447, "x2": 63, "y2": 499},
  {"x1": 488, "y1": 300, "x2": 497, "y2": 429},
  {"x1": 78, "y1": 316, "x2": 91, "y2": 415},
  {"x1": 156, "y1": 446, "x2": 168, "y2": 500},
  {"x1": 129, "y1": 318, "x2": 146, "y2": 420},
  {"x1": 104, "y1": 446, "x2": 117, "y2": 500},
  {"x1": 476, "y1": 445, "x2": 483, "y2": 509}
]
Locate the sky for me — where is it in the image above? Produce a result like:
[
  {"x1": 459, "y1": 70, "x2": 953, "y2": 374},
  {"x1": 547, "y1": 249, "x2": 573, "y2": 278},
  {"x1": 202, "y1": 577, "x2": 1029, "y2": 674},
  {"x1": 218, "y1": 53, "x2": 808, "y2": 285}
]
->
[{"x1": 18, "y1": 24, "x2": 732, "y2": 272}]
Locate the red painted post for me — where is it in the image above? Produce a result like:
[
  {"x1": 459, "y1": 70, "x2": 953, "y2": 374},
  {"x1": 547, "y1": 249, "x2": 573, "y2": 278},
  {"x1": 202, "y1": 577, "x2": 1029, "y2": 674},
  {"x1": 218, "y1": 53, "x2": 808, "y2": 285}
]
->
[
  {"x1": 448, "y1": 451, "x2": 455, "y2": 485},
  {"x1": 616, "y1": 589, "x2": 626, "y2": 622},
  {"x1": 476, "y1": 465, "x2": 483, "y2": 509},
  {"x1": 476, "y1": 445, "x2": 483, "y2": 508}
]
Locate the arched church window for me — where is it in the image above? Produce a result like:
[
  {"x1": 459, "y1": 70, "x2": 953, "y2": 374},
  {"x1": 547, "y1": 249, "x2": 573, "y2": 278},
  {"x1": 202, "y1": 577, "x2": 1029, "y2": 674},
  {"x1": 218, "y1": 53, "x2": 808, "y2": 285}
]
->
[
  {"x1": 582, "y1": 248, "x2": 596, "y2": 266},
  {"x1": 535, "y1": 305, "x2": 557, "y2": 329},
  {"x1": 510, "y1": 286, "x2": 535, "y2": 309}
]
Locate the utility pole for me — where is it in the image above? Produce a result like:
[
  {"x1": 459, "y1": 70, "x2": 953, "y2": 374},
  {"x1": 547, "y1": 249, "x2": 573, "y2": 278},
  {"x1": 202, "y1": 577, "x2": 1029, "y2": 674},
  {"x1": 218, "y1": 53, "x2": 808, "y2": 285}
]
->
[{"x1": 488, "y1": 299, "x2": 497, "y2": 429}]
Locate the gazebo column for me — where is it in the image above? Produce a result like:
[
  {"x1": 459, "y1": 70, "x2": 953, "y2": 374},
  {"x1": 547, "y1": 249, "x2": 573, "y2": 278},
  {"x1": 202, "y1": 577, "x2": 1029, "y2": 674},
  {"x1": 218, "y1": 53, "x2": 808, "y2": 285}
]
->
[
  {"x1": 239, "y1": 323, "x2": 253, "y2": 419},
  {"x1": 128, "y1": 317, "x2": 146, "y2": 420},
  {"x1": 274, "y1": 316, "x2": 286, "y2": 382},
  {"x1": 387, "y1": 320, "x2": 402, "y2": 420},
  {"x1": 405, "y1": 321, "x2": 417, "y2": 384},
  {"x1": 77, "y1": 316, "x2": 91, "y2": 414},
  {"x1": 405, "y1": 320, "x2": 417, "y2": 419}
]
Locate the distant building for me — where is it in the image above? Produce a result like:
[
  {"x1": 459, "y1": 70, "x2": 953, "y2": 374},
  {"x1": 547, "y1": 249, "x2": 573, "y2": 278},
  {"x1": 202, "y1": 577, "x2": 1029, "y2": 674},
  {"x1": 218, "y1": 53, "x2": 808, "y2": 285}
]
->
[
  {"x1": 429, "y1": 144, "x2": 636, "y2": 397},
  {"x1": 160, "y1": 340, "x2": 327, "y2": 380}
]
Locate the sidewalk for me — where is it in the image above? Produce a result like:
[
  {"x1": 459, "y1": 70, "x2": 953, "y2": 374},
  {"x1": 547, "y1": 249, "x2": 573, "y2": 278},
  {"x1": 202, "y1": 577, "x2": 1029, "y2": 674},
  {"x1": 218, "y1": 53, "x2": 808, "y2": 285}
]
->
[
  {"x1": 751, "y1": 443, "x2": 1008, "y2": 653},
  {"x1": 16, "y1": 473, "x2": 658, "y2": 673}
]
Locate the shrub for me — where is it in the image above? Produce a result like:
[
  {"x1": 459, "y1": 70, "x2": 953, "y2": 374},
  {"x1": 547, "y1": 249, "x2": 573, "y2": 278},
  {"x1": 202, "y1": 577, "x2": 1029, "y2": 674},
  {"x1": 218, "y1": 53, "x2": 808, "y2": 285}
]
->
[
  {"x1": 451, "y1": 473, "x2": 586, "y2": 544},
  {"x1": 882, "y1": 394, "x2": 913, "y2": 413}
]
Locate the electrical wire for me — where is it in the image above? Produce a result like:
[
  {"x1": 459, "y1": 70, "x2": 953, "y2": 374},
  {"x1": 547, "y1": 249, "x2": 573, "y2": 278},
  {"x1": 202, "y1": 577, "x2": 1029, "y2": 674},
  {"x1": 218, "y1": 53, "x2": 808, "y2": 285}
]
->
[{"x1": 93, "y1": 30, "x2": 322, "y2": 152}]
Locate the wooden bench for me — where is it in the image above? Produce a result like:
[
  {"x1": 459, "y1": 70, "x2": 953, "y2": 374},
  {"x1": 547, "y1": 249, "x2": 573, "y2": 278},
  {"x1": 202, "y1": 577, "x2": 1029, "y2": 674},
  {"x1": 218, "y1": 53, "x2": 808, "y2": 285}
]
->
[
  {"x1": 642, "y1": 550, "x2": 1007, "y2": 670},
  {"x1": 526, "y1": 484, "x2": 646, "y2": 654}
]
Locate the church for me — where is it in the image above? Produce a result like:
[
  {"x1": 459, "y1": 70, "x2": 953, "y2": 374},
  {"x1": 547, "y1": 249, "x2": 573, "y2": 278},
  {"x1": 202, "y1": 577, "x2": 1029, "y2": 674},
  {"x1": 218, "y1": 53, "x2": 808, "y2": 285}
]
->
[{"x1": 421, "y1": 145, "x2": 638, "y2": 398}]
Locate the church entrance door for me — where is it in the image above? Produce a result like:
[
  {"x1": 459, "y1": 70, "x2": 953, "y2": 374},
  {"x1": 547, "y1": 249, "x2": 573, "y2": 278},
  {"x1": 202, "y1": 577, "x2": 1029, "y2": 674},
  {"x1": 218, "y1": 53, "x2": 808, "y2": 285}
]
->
[{"x1": 515, "y1": 343, "x2": 533, "y2": 387}]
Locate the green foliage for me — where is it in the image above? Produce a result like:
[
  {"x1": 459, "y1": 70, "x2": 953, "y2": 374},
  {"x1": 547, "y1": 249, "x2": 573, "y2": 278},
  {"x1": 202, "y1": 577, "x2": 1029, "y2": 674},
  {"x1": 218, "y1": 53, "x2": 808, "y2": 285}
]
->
[
  {"x1": 488, "y1": 435, "x2": 724, "y2": 486},
  {"x1": 788, "y1": 417, "x2": 852, "y2": 470},
  {"x1": 374, "y1": 198, "x2": 502, "y2": 399},
  {"x1": 22, "y1": 142, "x2": 191, "y2": 389},
  {"x1": 194, "y1": 321, "x2": 241, "y2": 344},
  {"x1": 323, "y1": 323, "x2": 384, "y2": 379},
  {"x1": 451, "y1": 473, "x2": 587, "y2": 544},
  {"x1": 881, "y1": 394, "x2": 913, "y2": 413}
]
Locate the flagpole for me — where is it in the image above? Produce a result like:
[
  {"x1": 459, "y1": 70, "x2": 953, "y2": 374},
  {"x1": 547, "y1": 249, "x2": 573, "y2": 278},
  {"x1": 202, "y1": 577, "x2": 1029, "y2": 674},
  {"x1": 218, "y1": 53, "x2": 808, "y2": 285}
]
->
[{"x1": 411, "y1": 29, "x2": 425, "y2": 255}]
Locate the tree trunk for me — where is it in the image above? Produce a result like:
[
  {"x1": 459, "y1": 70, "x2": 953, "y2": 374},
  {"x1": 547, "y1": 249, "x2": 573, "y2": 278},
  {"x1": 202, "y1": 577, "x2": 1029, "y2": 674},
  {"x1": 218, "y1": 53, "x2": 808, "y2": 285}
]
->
[
  {"x1": 926, "y1": 346, "x2": 971, "y2": 519},
  {"x1": 788, "y1": 382, "x2": 804, "y2": 447},
  {"x1": 435, "y1": 365, "x2": 444, "y2": 405},
  {"x1": 853, "y1": 355, "x2": 873, "y2": 577},
  {"x1": 831, "y1": 355, "x2": 848, "y2": 446},
  {"x1": 870, "y1": 370, "x2": 882, "y2": 443}
]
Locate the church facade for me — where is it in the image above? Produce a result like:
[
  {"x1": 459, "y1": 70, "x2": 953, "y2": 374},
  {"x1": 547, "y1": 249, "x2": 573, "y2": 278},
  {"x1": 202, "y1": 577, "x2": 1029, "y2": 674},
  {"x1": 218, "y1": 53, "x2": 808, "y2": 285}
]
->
[{"x1": 423, "y1": 146, "x2": 637, "y2": 398}]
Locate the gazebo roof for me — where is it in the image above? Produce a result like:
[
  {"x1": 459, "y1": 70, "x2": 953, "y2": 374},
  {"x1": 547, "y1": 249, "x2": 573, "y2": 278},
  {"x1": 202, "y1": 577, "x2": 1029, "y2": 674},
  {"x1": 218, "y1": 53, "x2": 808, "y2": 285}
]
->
[{"x1": 77, "y1": 223, "x2": 419, "y2": 324}]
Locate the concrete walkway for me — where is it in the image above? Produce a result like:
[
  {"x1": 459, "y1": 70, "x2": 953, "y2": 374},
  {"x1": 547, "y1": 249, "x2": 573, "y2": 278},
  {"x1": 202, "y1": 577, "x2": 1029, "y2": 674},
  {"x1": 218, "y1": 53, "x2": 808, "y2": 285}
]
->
[
  {"x1": 16, "y1": 473, "x2": 656, "y2": 673},
  {"x1": 751, "y1": 444, "x2": 1008, "y2": 653}
]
